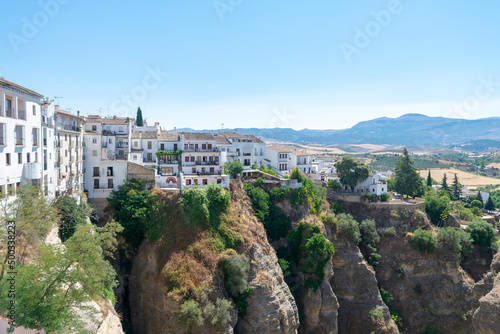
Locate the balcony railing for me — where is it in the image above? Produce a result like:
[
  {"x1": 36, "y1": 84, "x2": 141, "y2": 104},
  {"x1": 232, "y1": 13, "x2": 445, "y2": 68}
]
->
[
  {"x1": 18, "y1": 109, "x2": 26, "y2": 120},
  {"x1": 195, "y1": 161, "x2": 220, "y2": 166},
  {"x1": 159, "y1": 160, "x2": 179, "y2": 164},
  {"x1": 5, "y1": 107, "x2": 13, "y2": 118},
  {"x1": 186, "y1": 170, "x2": 222, "y2": 176},
  {"x1": 102, "y1": 129, "x2": 116, "y2": 135},
  {"x1": 93, "y1": 172, "x2": 100, "y2": 177},
  {"x1": 107, "y1": 171, "x2": 114, "y2": 176},
  {"x1": 183, "y1": 147, "x2": 220, "y2": 152},
  {"x1": 102, "y1": 144, "x2": 107, "y2": 148},
  {"x1": 0, "y1": 137, "x2": 5, "y2": 146},
  {"x1": 242, "y1": 153, "x2": 251, "y2": 156},
  {"x1": 15, "y1": 138, "x2": 25, "y2": 146}
]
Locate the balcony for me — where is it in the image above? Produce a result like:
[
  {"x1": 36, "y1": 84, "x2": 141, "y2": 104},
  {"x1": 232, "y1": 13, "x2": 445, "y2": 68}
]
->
[
  {"x1": 5, "y1": 107, "x2": 13, "y2": 118},
  {"x1": 195, "y1": 161, "x2": 220, "y2": 166},
  {"x1": 116, "y1": 143, "x2": 129, "y2": 148},
  {"x1": 278, "y1": 158, "x2": 289, "y2": 162},
  {"x1": 43, "y1": 138, "x2": 47, "y2": 146},
  {"x1": 159, "y1": 160, "x2": 179, "y2": 165},
  {"x1": 102, "y1": 144, "x2": 108, "y2": 148},
  {"x1": 186, "y1": 170, "x2": 222, "y2": 176},
  {"x1": 143, "y1": 158, "x2": 156, "y2": 163},
  {"x1": 93, "y1": 172, "x2": 100, "y2": 177},
  {"x1": 0, "y1": 137, "x2": 5, "y2": 146},
  {"x1": 102, "y1": 129, "x2": 116, "y2": 136},
  {"x1": 107, "y1": 171, "x2": 114, "y2": 177},
  {"x1": 18, "y1": 109, "x2": 26, "y2": 120},
  {"x1": 59, "y1": 124, "x2": 81, "y2": 132},
  {"x1": 242, "y1": 153, "x2": 251, "y2": 156},
  {"x1": 15, "y1": 138, "x2": 25, "y2": 146},
  {"x1": 183, "y1": 147, "x2": 220, "y2": 153}
]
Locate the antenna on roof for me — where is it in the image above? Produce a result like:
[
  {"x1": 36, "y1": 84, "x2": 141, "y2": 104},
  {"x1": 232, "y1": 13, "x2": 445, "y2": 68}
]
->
[{"x1": 54, "y1": 96, "x2": 64, "y2": 105}]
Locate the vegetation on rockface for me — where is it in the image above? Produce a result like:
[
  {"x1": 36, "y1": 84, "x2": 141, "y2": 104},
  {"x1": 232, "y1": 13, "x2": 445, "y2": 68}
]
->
[
  {"x1": 55, "y1": 194, "x2": 93, "y2": 242},
  {"x1": 338, "y1": 213, "x2": 361, "y2": 244},
  {"x1": 335, "y1": 156, "x2": 370, "y2": 192},
  {"x1": 0, "y1": 184, "x2": 123, "y2": 334},
  {"x1": 379, "y1": 288, "x2": 403, "y2": 329},
  {"x1": 219, "y1": 254, "x2": 252, "y2": 317},
  {"x1": 465, "y1": 219, "x2": 498, "y2": 252},
  {"x1": 244, "y1": 183, "x2": 291, "y2": 240},
  {"x1": 411, "y1": 228, "x2": 437, "y2": 254},
  {"x1": 327, "y1": 179, "x2": 342, "y2": 190},
  {"x1": 394, "y1": 148, "x2": 425, "y2": 198},
  {"x1": 289, "y1": 167, "x2": 326, "y2": 213},
  {"x1": 278, "y1": 222, "x2": 335, "y2": 291},
  {"x1": 424, "y1": 194, "x2": 450, "y2": 226},
  {"x1": 224, "y1": 160, "x2": 244, "y2": 179},
  {"x1": 437, "y1": 227, "x2": 474, "y2": 259}
]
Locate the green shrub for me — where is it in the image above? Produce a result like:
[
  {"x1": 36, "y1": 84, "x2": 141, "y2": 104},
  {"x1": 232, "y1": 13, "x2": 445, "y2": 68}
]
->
[
  {"x1": 424, "y1": 326, "x2": 440, "y2": 334},
  {"x1": 56, "y1": 195, "x2": 92, "y2": 242},
  {"x1": 330, "y1": 202, "x2": 342, "y2": 214},
  {"x1": 203, "y1": 298, "x2": 232, "y2": 330},
  {"x1": 466, "y1": 219, "x2": 498, "y2": 251},
  {"x1": 470, "y1": 199, "x2": 483, "y2": 208},
  {"x1": 278, "y1": 258, "x2": 291, "y2": 278},
  {"x1": 181, "y1": 188, "x2": 209, "y2": 226},
  {"x1": 320, "y1": 214, "x2": 337, "y2": 226},
  {"x1": 438, "y1": 227, "x2": 462, "y2": 254},
  {"x1": 359, "y1": 219, "x2": 380, "y2": 247},
  {"x1": 394, "y1": 264, "x2": 405, "y2": 278},
  {"x1": 411, "y1": 228, "x2": 437, "y2": 254},
  {"x1": 382, "y1": 227, "x2": 396, "y2": 237},
  {"x1": 367, "y1": 244, "x2": 382, "y2": 267},
  {"x1": 425, "y1": 195, "x2": 450, "y2": 226},
  {"x1": 177, "y1": 300, "x2": 204, "y2": 332},
  {"x1": 262, "y1": 169, "x2": 276, "y2": 176},
  {"x1": 218, "y1": 224, "x2": 244, "y2": 250},
  {"x1": 380, "y1": 288, "x2": 393, "y2": 304},
  {"x1": 390, "y1": 309, "x2": 403, "y2": 328},
  {"x1": 369, "y1": 308, "x2": 384, "y2": 323},
  {"x1": 244, "y1": 184, "x2": 270, "y2": 222},
  {"x1": 225, "y1": 160, "x2": 244, "y2": 179},
  {"x1": 380, "y1": 193, "x2": 390, "y2": 202},
  {"x1": 269, "y1": 186, "x2": 291, "y2": 202},
  {"x1": 338, "y1": 214, "x2": 361, "y2": 244},
  {"x1": 255, "y1": 177, "x2": 264, "y2": 186},
  {"x1": 414, "y1": 285, "x2": 423, "y2": 294},
  {"x1": 219, "y1": 255, "x2": 250, "y2": 297},
  {"x1": 327, "y1": 179, "x2": 341, "y2": 190},
  {"x1": 265, "y1": 205, "x2": 291, "y2": 240},
  {"x1": 207, "y1": 185, "x2": 231, "y2": 226}
]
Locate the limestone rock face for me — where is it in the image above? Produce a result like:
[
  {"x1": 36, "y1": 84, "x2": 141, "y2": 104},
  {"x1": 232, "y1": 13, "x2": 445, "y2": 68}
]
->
[
  {"x1": 97, "y1": 300, "x2": 126, "y2": 334},
  {"x1": 331, "y1": 238, "x2": 398, "y2": 334},
  {"x1": 473, "y1": 252, "x2": 500, "y2": 334},
  {"x1": 300, "y1": 267, "x2": 339, "y2": 334}
]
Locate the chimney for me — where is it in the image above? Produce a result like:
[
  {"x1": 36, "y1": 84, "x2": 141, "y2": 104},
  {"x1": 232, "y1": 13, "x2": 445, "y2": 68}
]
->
[{"x1": 77, "y1": 110, "x2": 80, "y2": 116}]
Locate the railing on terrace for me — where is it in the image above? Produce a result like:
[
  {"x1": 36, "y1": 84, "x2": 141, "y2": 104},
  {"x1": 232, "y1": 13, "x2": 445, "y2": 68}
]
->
[
  {"x1": 0, "y1": 137, "x2": 5, "y2": 145},
  {"x1": 5, "y1": 107, "x2": 13, "y2": 118},
  {"x1": 195, "y1": 161, "x2": 219, "y2": 166},
  {"x1": 15, "y1": 138, "x2": 24, "y2": 146},
  {"x1": 183, "y1": 147, "x2": 220, "y2": 152},
  {"x1": 18, "y1": 109, "x2": 26, "y2": 120}
]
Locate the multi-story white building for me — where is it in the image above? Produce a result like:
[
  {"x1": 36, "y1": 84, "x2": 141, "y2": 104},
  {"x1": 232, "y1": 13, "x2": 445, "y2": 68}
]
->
[
  {"x1": 40, "y1": 100, "x2": 57, "y2": 198},
  {"x1": 54, "y1": 106, "x2": 84, "y2": 198},
  {"x1": 130, "y1": 131, "x2": 158, "y2": 167},
  {"x1": 83, "y1": 115, "x2": 132, "y2": 198},
  {"x1": 179, "y1": 132, "x2": 229, "y2": 188},
  {"x1": 156, "y1": 132, "x2": 181, "y2": 188},
  {"x1": 0, "y1": 78, "x2": 44, "y2": 197},
  {"x1": 264, "y1": 145, "x2": 297, "y2": 174},
  {"x1": 219, "y1": 131, "x2": 266, "y2": 168}
]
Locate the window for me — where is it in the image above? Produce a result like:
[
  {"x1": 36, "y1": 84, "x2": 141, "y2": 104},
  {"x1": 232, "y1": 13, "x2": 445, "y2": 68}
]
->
[
  {"x1": 161, "y1": 167, "x2": 174, "y2": 175},
  {"x1": 94, "y1": 179, "x2": 99, "y2": 189},
  {"x1": 119, "y1": 127, "x2": 124, "y2": 132},
  {"x1": 93, "y1": 167, "x2": 99, "y2": 177},
  {"x1": 0, "y1": 123, "x2": 5, "y2": 145},
  {"x1": 107, "y1": 167, "x2": 113, "y2": 176},
  {"x1": 147, "y1": 153, "x2": 152, "y2": 161},
  {"x1": 202, "y1": 144, "x2": 206, "y2": 150},
  {"x1": 8, "y1": 184, "x2": 14, "y2": 196},
  {"x1": 6, "y1": 153, "x2": 11, "y2": 165},
  {"x1": 134, "y1": 154, "x2": 138, "y2": 160},
  {"x1": 92, "y1": 150, "x2": 97, "y2": 156},
  {"x1": 208, "y1": 144, "x2": 212, "y2": 150},
  {"x1": 190, "y1": 156, "x2": 195, "y2": 162},
  {"x1": 108, "y1": 179, "x2": 113, "y2": 189},
  {"x1": 109, "y1": 138, "x2": 112, "y2": 144},
  {"x1": 185, "y1": 156, "x2": 189, "y2": 163},
  {"x1": 203, "y1": 179, "x2": 208, "y2": 185},
  {"x1": 186, "y1": 179, "x2": 191, "y2": 185},
  {"x1": 160, "y1": 144, "x2": 165, "y2": 150},
  {"x1": 27, "y1": 153, "x2": 30, "y2": 163},
  {"x1": 148, "y1": 141, "x2": 152, "y2": 149},
  {"x1": 65, "y1": 134, "x2": 67, "y2": 141},
  {"x1": 92, "y1": 138, "x2": 97, "y2": 144},
  {"x1": 33, "y1": 105, "x2": 36, "y2": 115},
  {"x1": 192, "y1": 167, "x2": 196, "y2": 173},
  {"x1": 6, "y1": 99, "x2": 12, "y2": 117},
  {"x1": 14, "y1": 125, "x2": 24, "y2": 146},
  {"x1": 32, "y1": 128, "x2": 39, "y2": 146},
  {"x1": 18, "y1": 153, "x2": 22, "y2": 164},
  {"x1": 92, "y1": 125, "x2": 97, "y2": 132}
]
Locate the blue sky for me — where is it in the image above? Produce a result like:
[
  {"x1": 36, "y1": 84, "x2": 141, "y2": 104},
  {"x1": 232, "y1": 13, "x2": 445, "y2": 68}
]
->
[{"x1": 1, "y1": 1, "x2": 499, "y2": 130}]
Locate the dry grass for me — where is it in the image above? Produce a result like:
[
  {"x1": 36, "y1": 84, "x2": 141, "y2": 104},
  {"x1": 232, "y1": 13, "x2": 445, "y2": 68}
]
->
[{"x1": 418, "y1": 168, "x2": 500, "y2": 188}]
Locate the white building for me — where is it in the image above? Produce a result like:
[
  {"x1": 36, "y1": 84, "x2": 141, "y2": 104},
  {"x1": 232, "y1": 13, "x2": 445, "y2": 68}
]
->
[
  {"x1": 54, "y1": 106, "x2": 84, "y2": 198},
  {"x1": 219, "y1": 131, "x2": 266, "y2": 168},
  {"x1": 0, "y1": 78, "x2": 44, "y2": 197},
  {"x1": 264, "y1": 145, "x2": 297, "y2": 174},
  {"x1": 40, "y1": 100, "x2": 57, "y2": 198},
  {"x1": 83, "y1": 115, "x2": 132, "y2": 198},
  {"x1": 180, "y1": 132, "x2": 229, "y2": 189},
  {"x1": 156, "y1": 132, "x2": 181, "y2": 189},
  {"x1": 343, "y1": 173, "x2": 388, "y2": 196}
]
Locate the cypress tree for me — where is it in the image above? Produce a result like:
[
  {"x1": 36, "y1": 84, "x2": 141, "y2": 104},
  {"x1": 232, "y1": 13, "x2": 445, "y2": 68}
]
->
[
  {"x1": 441, "y1": 174, "x2": 449, "y2": 192},
  {"x1": 427, "y1": 171, "x2": 432, "y2": 187},
  {"x1": 476, "y1": 191, "x2": 483, "y2": 204},
  {"x1": 485, "y1": 196, "x2": 495, "y2": 211},
  {"x1": 451, "y1": 174, "x2": 462, "y2": 201},
  {"x1": 136, "y1": 107, "x2": 144, "y2": 126}
]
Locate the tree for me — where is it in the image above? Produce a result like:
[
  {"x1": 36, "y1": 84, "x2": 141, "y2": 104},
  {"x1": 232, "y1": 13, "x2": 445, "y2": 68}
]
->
[
  {"x1": 451, "y1": 174, "x2": 462, "y2": 201},
  {"x1": 485, "y1": 196, "x2": 496, "y2": 211},
  {"x1": 476, "y1": 191, "x2": 483, "y2": 204},
  {"x1": 425, "y1": 194, "x2": 450, "y2": 226},
  {"x1": 0, "y1": 184, "x2": 59, "y2": 281},
  {"x1": 335, "y1": 156, "x2": 369, "y2": 192},
  {"x1": 441, "y1": 173, "x2": 450, "y2": 193},
  {"x1": 427, "y1": 171, "x2": 433, "y2": 187},
  {"x1": 411, "y1": 228, "x2": 437, "y2": 254},
  {"x1": 394, "y1": 148, "x2": 424, "y2": 198},
  {"x1": 0, "y1": 223, "x2": 122, "y2": 333},
  {"x1": 327, "y1": 179, "x2": 342, "y2": 190},
  {"x1": 224, "y1": 159, "x2": 244, "y2": 179},
  {"x1": 466, "y1": 219, "x2": 497, "y2": 250},
  {"x1": 136, "y1": 107, "x2": 144, "y2": 126},
  {"x1": 56, "y1": 195, "x2": 93, "y2": 242}
]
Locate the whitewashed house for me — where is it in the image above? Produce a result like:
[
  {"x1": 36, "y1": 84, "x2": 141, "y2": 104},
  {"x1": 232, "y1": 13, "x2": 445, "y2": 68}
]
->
[
  {"x1": 219, "y1": 131, "x2": 266, "y2": 169},
  {"x1": 156, "y1": 132, "x2": 181, "y2": 188},
  {"x1": 54, "y1": 106, "x2": 84, "y2": 198},
  {"x1": 0, "y1": 78, "x2": 44, "y2": 198},
  {"x1": 264, "y1": 145, "x2": 297, "y2": 174},
  {"x1": 83, "y1": 115, "x2": 132, "y2": 198}
]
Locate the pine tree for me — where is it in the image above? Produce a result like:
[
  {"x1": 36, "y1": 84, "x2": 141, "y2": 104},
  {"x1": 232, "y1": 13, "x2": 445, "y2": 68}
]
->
[
  {"x1": 427, "y1": 170, "x2": 433, "y2": 187},
  {"x1": 136, "y1": 107, "x2": 144, "y2": 126},
  {"x1": 485, "y1": 196, "x2": 495, "y2": 211},
  {"x1": 476, "y1": 191, "x2": 483, "y2": 204},
  {"x1": 451, "y1": 173, "x2": 462, "y2": 201},
  {"x1": 394, "y1": 148, "x2": 424, "y2": 198}
]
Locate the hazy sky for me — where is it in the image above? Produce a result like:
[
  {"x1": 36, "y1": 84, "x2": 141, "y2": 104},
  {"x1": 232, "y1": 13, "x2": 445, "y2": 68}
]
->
[{"x1": 1, "y1": 1, "x2": 499, "y2": 130}]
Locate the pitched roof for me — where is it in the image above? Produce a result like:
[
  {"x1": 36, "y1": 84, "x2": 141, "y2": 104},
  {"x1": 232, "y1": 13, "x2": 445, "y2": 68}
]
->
[
  {"x1": 266, "y1": 145, "x2": 294, "y2": 153},
  {"x1": 220, "y1": 131, "x2": 265, "y2": 143},
  {"x1": 131, "y1": 131, "x2": 158, "y2": 139},
  {"x1": 55, "y1": 108, "x2": 83, "y2": 120},
  {"x1": 0, "y1": 77, "x2": 44, "y2": 98},
  {"x1": 158, "y1": 133, "x2": 179, "y2": 141},
  {"x1": 182, "y1": 132, "x2": 215, "y2": 141},
  {"x1": 214, "y1": 135, "x2": 232, "y2": 145}
]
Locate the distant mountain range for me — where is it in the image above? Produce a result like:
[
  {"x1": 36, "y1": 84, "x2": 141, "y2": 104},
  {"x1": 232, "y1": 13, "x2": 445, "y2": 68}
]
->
[{"x1": 178, "y1": 113, "x2": 500, "y2": 148}]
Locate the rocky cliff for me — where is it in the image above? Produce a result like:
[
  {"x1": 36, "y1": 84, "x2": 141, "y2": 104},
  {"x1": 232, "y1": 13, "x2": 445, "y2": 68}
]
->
[
  {"x1": 473, "y1": 252, "x2": 500, "y2": 334},
  {"x1": 129, "y1": 183, "x2": 299, "y2": 334}
]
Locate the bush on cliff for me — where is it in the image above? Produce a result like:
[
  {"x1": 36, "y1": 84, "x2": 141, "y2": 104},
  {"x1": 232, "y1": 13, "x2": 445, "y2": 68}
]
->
[
  {"x1": 411, "y1": 228, "x2": 437, "y2": 254},
  {"x1": 466, "y1": 219, "x2": 498, "y2": 252},
  {"x1": 338, "y1": 213, "x2": 361, "y2": 244}
]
